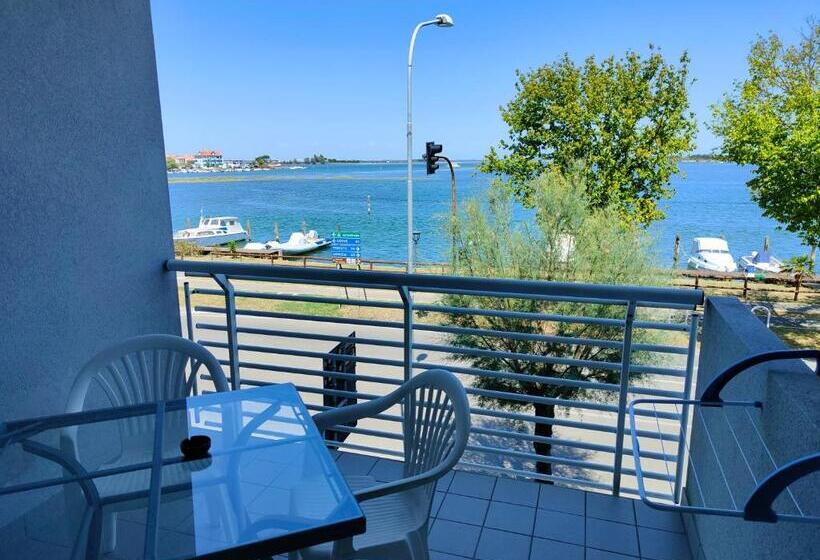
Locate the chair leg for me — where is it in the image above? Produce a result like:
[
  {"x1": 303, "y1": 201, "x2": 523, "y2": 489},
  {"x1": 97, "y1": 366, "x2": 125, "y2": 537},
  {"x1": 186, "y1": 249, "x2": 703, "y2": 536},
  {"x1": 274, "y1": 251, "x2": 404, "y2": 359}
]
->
[
  {"x1": 406, "y1": 528, "x2": 429, "y2": 560},
  {"x1": 100, "y1": 511, "x2": 117, "y2": 553}
]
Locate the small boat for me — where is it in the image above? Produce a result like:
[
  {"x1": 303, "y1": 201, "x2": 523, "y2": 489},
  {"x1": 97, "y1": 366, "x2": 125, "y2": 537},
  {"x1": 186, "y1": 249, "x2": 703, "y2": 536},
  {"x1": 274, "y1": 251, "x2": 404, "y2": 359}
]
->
[
  {"x1": 173, "y1": 216, "x2": 249, "y2": 247},
  {"x1": 244, "y1": 230, "x2": 331, "y2": 255},
  {"x1": 740, "y1": 248, "x2": 783, "y2": 274},
  {"x1": 289, "y1": 166, "x2": 306, "y2": 170},
  {"x1": 686, "y1": 237, "x2": 738, "y2": 273}
]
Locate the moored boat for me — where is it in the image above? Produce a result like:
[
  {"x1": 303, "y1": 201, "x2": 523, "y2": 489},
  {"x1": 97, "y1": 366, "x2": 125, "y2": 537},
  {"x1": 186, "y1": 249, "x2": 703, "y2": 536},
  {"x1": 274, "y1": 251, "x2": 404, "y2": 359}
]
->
[
  {"x1": 740, "y1": 249, "x2": 783, "y2": 274},
  {"x1": 686, "y1": 237, "x2": 738, "y2": 273},
  {"x1": 173, "y1": 216, "x2": 249, "y2": 246},
  {"x1": 244, "y1": 230, "x2": 331, "y2": 255}
]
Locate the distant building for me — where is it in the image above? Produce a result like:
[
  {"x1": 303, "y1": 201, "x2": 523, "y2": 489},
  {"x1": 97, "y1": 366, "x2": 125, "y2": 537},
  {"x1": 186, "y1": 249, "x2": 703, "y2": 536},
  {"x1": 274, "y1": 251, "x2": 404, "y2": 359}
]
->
[
  {"x1": 194, "y1": 149, "x2": 223, "y2": 168},
  {"x1": 225, "y1": 159, "x2": 253, "y2": 170},
  {"x1": 170, "y1": 154, "x2": 195, "y2": 168}
]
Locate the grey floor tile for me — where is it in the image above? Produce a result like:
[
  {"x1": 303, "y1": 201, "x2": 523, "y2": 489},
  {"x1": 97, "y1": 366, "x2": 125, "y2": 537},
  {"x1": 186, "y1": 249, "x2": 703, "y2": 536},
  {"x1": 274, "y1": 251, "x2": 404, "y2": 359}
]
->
[
  {"x1": 634, "y1": 502, "x2": 684, "y2": 533},
  {"x1": 475, "y1": 528, "x2": 532, "y2": 560},
  {"x1": 586, "y1": 492, "x2": 635, "y2": 524},
  {"x1": 369, "y1": 458, "x2": 404, "y2": 482},
  {"x1": 638, "y1": 526, "x2": 692, "y2": 560},
  {"x1": 586, "y1": 548, "x2": 637, "y2": 560},
  {"x1": 484, "y1": 501, "x2": 536, "y2": 535},
  {"x1": 428, "y1": 519, "x2": 482, "y2": 558},
  {"x1": 586, "y1": 518, "x2": 639, "y2": 557},
  {"x1": 438, "y1": 493, "x2": 490, "y2": 525},
  {"x1": 537, "y1": 484, "x2": 585, "y2": 515},
  {"x1": 432, "y1": 491, "x2": 446, "y2": 517},
  {"x1": 492, "y1": 477, "x2": 540, "y2": 507},
  {"x1": 335, "y1": 452, "x2": 378, "y2": 476},
  {"x1": 530, "y1": 537, "x2": 584, "y2": 560},
  {"x1": 430, "y1": 552, "x2": 471, "y2": 560},
  {"x1": 533, "y1": 509, "x2": 585, "y2": 545},
  {"x1": 449, "y1": 471, "x2": 497, "y2": 499},
  {"x1": 437, "y1": 470, "x2": 456, "y2": 492}
]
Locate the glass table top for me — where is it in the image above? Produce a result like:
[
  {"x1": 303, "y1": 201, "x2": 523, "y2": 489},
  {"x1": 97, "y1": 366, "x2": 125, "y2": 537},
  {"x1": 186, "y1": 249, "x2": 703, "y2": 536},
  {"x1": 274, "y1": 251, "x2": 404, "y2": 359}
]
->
[{"x1": 0, "y1": 384, "x2": 365, "y2": 559}]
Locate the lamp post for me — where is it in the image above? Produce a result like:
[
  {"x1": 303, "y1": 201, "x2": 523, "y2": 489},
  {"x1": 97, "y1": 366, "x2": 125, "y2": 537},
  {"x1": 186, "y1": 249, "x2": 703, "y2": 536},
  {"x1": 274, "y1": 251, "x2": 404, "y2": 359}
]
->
[{"x1": 406, "y1": 13, "x2": 454, "y2": 274}]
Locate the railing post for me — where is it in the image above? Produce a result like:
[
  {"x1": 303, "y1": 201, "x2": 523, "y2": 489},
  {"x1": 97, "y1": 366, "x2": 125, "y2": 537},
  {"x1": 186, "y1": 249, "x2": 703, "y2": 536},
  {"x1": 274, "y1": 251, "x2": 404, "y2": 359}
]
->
[
  {"x1": 213, "y1": 274, "x2": 240, "y2": 391},
  {"x1": 612, "y1": 300, "x2": 637, "y2": 496},
  {"x1": 398, "y1": 286, "x2": 414, "y2": 383},
  {"x1": 674, "y1": 312, "x2": 700, "y2": 503},
  {"x1": 398, "y1": 285, "x2": 414, "y2": 464},
  {"x1": 183, "y1": 281, "x2": 198, "y2": 396}
]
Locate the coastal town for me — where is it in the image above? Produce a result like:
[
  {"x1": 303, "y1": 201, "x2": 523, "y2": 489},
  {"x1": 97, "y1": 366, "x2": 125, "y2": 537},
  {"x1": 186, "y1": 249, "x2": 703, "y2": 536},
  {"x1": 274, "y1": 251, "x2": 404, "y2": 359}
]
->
[{"x1": 165, "y1": 149, "x2": 362, "y2": 172}]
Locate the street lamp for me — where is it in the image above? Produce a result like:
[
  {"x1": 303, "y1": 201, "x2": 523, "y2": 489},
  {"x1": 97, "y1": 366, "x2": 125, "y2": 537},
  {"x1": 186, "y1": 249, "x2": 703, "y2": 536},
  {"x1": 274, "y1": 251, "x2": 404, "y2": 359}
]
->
[
  {"x1": 406, "y1": 13, "x2": 454, "y2": 274},
  {"x1": 412, "y1": 230, "x2": 421, "y2": 271}
]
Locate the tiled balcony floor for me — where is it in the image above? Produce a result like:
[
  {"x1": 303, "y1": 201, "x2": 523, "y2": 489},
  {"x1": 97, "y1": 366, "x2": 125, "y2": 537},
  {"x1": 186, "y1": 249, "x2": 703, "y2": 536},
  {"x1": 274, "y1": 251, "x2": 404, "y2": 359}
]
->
[{"x1": 333, "y1": 452, "x2": 692, "y2": 560}]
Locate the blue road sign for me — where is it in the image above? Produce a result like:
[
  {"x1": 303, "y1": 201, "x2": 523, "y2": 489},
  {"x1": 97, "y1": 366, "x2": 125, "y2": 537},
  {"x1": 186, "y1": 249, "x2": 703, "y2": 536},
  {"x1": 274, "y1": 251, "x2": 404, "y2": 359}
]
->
[{"x1": 331, "y1": 232, "x2": 361, "y2": 262}]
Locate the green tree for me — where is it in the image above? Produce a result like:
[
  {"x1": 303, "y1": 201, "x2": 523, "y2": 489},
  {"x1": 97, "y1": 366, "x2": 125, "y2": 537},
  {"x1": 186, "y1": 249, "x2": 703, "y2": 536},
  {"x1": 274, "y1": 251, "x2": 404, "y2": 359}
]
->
[
  {"x1": 443, "y1": 169, "x2": 663, "y2": 478},
  {"x1": 482, "y1": 49, "x2": 696, "y2": 227},
  {"x1": 165, "y1": 156, "x2": 178, "y2": 171},
  {"x1": 711, "y1": 21, "x2": 819, "y2": 264},
  {"x1": 253, "y1": 154, "x2": 272, "y2": 168}
]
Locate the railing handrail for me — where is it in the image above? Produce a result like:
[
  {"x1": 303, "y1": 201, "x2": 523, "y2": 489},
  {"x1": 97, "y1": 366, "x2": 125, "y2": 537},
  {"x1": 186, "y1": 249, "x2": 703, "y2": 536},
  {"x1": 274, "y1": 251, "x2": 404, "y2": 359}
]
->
[{"x1": 166, "y1": 259, "x2": 704, "y2": 308}]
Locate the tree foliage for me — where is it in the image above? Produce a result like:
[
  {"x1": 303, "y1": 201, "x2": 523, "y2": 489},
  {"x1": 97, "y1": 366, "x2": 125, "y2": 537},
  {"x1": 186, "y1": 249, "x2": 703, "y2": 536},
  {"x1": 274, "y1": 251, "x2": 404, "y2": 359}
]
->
[
  {"x1": 481, "y1": 48, "x2": 696, "y2": 227},
  {"x1": 443, "y1": 169, "x2": 663, "y2": 477},
  {"x1": 253, "y1": 154, "x2": 273, "y2": 168},
  {"x1": 711, "y1": 21, "x2": 820, "y2": 251}
]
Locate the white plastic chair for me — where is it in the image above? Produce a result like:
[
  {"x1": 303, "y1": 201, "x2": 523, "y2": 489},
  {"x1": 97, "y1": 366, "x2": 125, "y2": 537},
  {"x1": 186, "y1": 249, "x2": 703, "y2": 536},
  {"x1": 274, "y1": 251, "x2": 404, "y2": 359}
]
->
[
  {"x1": 60, "y1": 334, "x2": 229, "y2": 553},
  {"x1": 291, "y1": 369, "x2": 471, "y2": 560}
]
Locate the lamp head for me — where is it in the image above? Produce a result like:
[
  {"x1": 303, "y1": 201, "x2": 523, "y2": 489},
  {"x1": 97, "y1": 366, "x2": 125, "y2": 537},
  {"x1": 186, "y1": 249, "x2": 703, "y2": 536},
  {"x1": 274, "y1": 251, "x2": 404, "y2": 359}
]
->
[
  {"x1": 412, "y1": 231, "x2": 422, "y2": 244},
  {"x1": 435, "y1": 13, "x2": 454, "y2": 27}
]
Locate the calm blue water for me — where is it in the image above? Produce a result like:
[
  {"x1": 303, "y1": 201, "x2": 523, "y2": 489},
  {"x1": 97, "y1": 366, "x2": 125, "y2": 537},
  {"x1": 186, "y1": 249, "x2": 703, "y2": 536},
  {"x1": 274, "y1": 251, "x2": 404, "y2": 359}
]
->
[{"x1": 168, "y1": 162, "x2": 815, "y2": 271}]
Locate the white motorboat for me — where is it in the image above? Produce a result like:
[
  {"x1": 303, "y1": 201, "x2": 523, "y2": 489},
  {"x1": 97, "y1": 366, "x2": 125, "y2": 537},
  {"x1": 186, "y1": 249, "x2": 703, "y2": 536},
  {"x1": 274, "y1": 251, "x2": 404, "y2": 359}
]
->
[
  {"x1": 244, "y1": 230, "x2": 331, "y2": 255},
  {"x1": 173, "y1": 216, "x2": 249, "y2": 246},
  {"x1": 740, "y1": 248, "x2": 783, "y2": 274},
  {"x1": 686, "y1": 237, "x2": 738, "y2": 273}
]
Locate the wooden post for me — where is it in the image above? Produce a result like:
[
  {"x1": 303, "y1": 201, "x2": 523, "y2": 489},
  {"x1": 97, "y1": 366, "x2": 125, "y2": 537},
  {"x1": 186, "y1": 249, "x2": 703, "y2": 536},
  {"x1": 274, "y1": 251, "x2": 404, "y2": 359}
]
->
[
  {"x1": 742, "y1": 276, "x2": 749, "y2": 299},
  {"x1": 672, "y1": 235, "x2": 680, "y2": 269},
  {"x1": 794, "y1": 273, "x2": 802, "y2": 301},
  {"x1": 694, "y1": 274, "x2": 699, "y2": 290}
]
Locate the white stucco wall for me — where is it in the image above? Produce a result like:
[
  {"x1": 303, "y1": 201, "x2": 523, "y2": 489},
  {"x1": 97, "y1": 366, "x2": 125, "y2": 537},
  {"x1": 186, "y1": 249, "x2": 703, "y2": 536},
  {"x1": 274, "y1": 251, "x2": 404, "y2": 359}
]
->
[{"x1": 0, "y1": 0, "x2": 180, "y2": 423}]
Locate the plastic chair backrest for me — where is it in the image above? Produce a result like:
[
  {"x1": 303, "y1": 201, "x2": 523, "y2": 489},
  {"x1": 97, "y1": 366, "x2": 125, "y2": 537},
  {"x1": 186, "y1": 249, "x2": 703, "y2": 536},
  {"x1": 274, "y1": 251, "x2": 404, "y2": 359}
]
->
[{"x1": 64, "y1": 334, "x2": 229, "y2": 438}]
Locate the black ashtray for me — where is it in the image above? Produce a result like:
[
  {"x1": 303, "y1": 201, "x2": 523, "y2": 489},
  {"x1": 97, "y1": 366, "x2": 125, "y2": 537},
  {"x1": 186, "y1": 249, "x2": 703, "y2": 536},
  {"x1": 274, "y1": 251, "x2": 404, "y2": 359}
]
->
[{"x1": 180, "y1": 435, "x2": 211, "y2": 461}]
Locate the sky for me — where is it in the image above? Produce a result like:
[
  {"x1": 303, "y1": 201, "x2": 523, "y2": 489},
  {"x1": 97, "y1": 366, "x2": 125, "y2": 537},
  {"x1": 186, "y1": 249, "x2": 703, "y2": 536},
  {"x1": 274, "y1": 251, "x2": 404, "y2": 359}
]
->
[{"x1": 151, "y1": 1, "x2": 816, "y2": 161}]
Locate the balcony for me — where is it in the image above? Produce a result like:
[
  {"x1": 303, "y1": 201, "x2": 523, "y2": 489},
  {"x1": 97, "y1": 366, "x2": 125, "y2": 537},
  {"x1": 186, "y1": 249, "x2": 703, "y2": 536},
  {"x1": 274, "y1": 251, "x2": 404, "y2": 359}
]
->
[{"x1": 163, "y1": 258, "x2": 819, "y2": 560}]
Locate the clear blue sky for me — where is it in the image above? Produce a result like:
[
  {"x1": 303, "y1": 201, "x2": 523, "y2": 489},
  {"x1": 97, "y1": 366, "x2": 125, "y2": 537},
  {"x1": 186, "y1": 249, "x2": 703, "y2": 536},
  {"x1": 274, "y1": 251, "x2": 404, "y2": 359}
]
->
[{"x1": 151, "y1": 1, "x2": 816, "y2": 161}]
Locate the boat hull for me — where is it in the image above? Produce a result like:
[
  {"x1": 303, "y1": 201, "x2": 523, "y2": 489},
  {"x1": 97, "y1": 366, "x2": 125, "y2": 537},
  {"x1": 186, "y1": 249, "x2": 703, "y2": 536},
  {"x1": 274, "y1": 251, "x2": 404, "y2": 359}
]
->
[{"x1": 173, "y1": 231, "x2": 248, "y2": 247}]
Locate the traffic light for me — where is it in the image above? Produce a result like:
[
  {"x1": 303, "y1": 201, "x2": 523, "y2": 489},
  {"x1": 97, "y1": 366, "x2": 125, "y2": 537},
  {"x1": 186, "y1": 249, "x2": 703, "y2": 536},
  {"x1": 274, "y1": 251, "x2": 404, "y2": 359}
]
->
[{"x1": 425, "y1": 141, "x2": 443, "y2": 175}]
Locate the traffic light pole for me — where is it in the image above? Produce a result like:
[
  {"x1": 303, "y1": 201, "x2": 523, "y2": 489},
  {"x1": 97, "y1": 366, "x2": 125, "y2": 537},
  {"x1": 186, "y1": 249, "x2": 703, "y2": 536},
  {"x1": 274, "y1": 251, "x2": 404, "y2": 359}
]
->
[{"x1": 436, "y1": 155, "x2": 457, "y2": 215}]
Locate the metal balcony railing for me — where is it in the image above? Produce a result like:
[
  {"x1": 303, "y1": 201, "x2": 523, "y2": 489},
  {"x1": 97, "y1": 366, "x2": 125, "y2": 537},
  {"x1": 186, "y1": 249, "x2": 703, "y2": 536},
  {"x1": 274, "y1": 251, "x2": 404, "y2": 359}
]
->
[{"x1": 166, "y1": 259, "x2": 704, "y2": 501}]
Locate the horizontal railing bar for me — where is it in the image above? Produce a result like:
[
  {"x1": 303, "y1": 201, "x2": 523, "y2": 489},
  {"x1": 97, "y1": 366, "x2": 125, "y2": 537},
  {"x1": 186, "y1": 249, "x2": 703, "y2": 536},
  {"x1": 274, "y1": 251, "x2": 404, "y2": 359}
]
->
[
  {"x1": 633, "y1": 320, "x2": 689, "y2": 332},
  {"x1": 193, "y1": 287, "x2": 403, "y2": 310},
  {"x1": 196, "y1": 306, "x2": 404, "y2": 330},
  {"x1": 470, "y1": 406, "x2": 680, "y2": 442},
  {"x1": 168, "y1": 259, "x2": 703, "y2": 307},
  {"x1": 467, "y1": 444, "x2": 675, "y2": 482},
  {"x1": 414, "y1": 342, "x2": 623, "y2": 371},
  {"x1": 465, "y1": 387, "x2": 681, "y2": 421},
  {"x1": 415, "y1": 362, "x2": 620, "y2": 392},
  {"x1": 218, "y1": 360, "x2": 403, "y2": 387},
  {"x1": 415, "y1": 303, "x2": 626, "y2": 327},
  {"x1": 412, "y1": 285, "x2": 630, "y2": 307},
  {"x1": 413, "y1": 322, "x2": 625, "y2": 350},
  {"x1": 200, "y1": 339, "x2": 405, "y2": 368},
  {"x1": 457, "y1": 461, "x2": 614, "y2": 491},
  {"x1": 469, "y1": 426, "x2": 676, "y2": 462},
  {"x1": 199, "y1": 323, "x2": 404, "y2": 349}
]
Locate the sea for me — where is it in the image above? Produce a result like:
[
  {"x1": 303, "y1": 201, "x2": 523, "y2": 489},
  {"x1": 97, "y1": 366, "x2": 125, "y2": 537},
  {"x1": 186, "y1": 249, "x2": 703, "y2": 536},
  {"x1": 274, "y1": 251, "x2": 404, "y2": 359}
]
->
[{"x1": 168, "y1": 161, "x2": 816, "y2": 272}]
